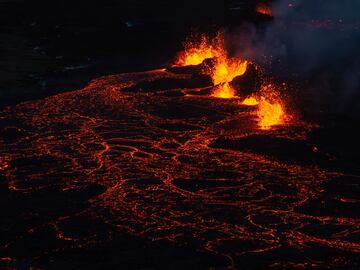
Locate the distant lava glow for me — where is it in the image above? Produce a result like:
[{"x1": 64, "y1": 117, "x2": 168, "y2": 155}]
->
[{"x1": 256, "y1": 3, "x2": 273, "y2": 16}]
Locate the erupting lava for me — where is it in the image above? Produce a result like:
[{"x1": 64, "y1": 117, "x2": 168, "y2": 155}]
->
[
  {"x1": 242, "y1": 95, "x2": 285, "y2": 129},
  {"x1": 176, "y1": 33, "x2": 287, "y2": 129},
  {"x1": 257, "y1": 97, "x2": 285, "y2": 129},
  {"x1": 211, "y1": 58, "x2": 248, "y2": 85},
  {"x1": 242, "y1": 96, "x2": 259, "y2": 106},
  {"x1": 175, "y1": 35, "x2": 223, "y2": 66},
  {"x1": 212, "y1": 82, "x2": 235, "y2": 99},
  {"x1": 1, "y1": 31, "x2": 359, "y2": 270},
  {"x1": 211, "y1": 57, "x2": 248, "y2": 98}
]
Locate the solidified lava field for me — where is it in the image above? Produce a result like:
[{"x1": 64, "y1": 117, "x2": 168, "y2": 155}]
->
[{"x1": 0, "y1": 68, "x2": 360, "y2": 269}]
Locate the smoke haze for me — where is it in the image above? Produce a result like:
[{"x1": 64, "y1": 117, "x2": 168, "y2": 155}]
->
[{"x1": 231, "y1": 0, "x2": 360, "y2": 115}]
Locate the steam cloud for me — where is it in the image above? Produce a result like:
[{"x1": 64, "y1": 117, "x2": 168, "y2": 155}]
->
[{"x1": 231, "y1": 0, "x2": 360, "y2": 115}]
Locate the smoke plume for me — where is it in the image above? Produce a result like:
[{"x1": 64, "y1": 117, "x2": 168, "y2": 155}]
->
[{"x1": 231, "y1": 0, "x2": 360, "y2": 115}]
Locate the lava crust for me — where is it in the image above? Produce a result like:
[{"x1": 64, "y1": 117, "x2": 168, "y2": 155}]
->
[{"x1": 0, "y1": 69, "x2": 359, "y2": 269}]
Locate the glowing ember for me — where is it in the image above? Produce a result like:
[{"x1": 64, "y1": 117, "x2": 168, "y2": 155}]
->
[
  {"x1": 212, "y1": 83, "x2": 236, "y2": 99},
  {"x1": 256, "y1": 3, "x2": 273, "y2": 16},
  {"x1": 257, "y1": 97, "x2": 284, "y2": 129},
  {"x1": 175, "y1": 35, "x2": 223, "y2": 66}
]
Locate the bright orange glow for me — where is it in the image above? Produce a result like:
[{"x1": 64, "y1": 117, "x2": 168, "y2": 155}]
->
[
  {"x1": 212, "y1": 83, "x2": 236, "y2": 99},
  {"x1": 175, "y1": 36, "x2": 223, "y2": 66},
  {"x1": 257, "y1": 97, "x2": 284, "y2": 129},
  {"x1": 242, "y1": 97, "x2": 259, "y2": 106},
  {"x1": 212, "y1": 58, "x2": 248, "y2": 85},
  {"x1": 242, "y1": 89, "x2": 285, "y2": 129},
  {"x1": 176, "y1": 33, "x2": 288, "y2": 129},
  {"x1": 210, "y1": 58, "x2": 247, "y2": 98},
  {"x1": 176, "y1": 33, "x2": 248, "y2": 99},
  {"x1": 256, "y1": 3, "x2": 273, "y2": 16}
]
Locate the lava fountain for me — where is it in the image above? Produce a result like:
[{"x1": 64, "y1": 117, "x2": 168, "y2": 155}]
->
[
  {"x1": 207, "y1": 36, "x2": 248, "y2": 99},
  {"x1": 242, "y1": 84, "x2": 286, "y2": 129},
  {"x1": 257, "y1": 97, "x2": 284, "y2": 129},
  {"x1": 176, "y1": 33, "x2": 287, "y2": 129},
  {"x1": 175, "y1": 35, "x2": 223, "y2": 66},
  {"x1": 211, "y1": 57, "x2": 248, "y2": 98}
]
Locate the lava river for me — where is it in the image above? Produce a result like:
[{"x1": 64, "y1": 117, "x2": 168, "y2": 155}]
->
[{"x1": 0, "y1": 67, "x2": 359, "y2": 269}]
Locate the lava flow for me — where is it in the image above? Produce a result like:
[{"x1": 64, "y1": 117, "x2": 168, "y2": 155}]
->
[{"x1": 0, "y1": 34, "x2": 359, "y2": 270}]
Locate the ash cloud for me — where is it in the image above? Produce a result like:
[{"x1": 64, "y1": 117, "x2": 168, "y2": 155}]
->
[{"x1": 230, "y1": 0, "x2": 360, "y2": 115}]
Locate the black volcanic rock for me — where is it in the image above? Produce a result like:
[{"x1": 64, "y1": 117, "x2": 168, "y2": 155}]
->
[
  {"x1": 166, "y1": 64, "x2": 203, "y2": 75},
  {"x1": 209, "y1": 135, "x2": 329, "y2": 166},
  {"x1": 230, "y1": 63, "x2": 261, "y2": 97},
  {"x1": 122, "y1": 75, "x2": 212, "y2": 93}
]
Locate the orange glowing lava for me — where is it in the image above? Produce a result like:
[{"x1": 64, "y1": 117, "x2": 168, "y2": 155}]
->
[
  {"x1": 242, "y1": 89, "x2": 286, "y2": 129},
  {"x1": 177, "y1": 33, "x2": 288, "y2": 126},
  {"x1": 257, "y1": 97, "x2": 285, "y2": 129},
  {"x1": 210, "y1": 57, "x2": 248, "y2": 98},
  {"x1": 256, "y1": 3, "x2": 273, "y2": 16},
  {"x1": 212, "y1": 83, "x2": 236, "y2": 99},
  {"x1": 242, "y1": 96, "x2": 259, "y2": 106},
  {"x1": 176, "y1": 33, "x2": 248, "y2": 99},
  {"x1": 212, "y1": 58, "x2": 248, "y2": 85},
  {"x1": 175, "y1": 35, "x2": 223, "y2": 66},
  {"x1": 205, "y1": 37, "x2": 248, "y2": 98}
]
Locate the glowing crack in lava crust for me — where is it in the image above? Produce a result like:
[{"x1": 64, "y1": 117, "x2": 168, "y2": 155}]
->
[{"x1": 0, "y1": 37, "x2": 359, "y2": 269}]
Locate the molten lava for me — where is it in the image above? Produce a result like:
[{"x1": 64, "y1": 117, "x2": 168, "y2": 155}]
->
[
  {"x1": 210, "y1": 57, "x2": 248, "y2": 98},
  {"x1": 176, "y1": 33, "x2": 287, "y2": 128},
  {"x1": 176, "y1": 35, "x2": 223, "y2": 66},
  {"x1": 242, "y1": 96, "x2": 259, "y2": 106},
  {"x1": 205, "y1": 40, "x2": 248, "y2": 98},
  {"x1": 257, "y1": 97, "x2": 284, "y2": 129},
  {"x1": 256, "y1": 3, "x2": 273, "y2": 16},
  {"x1": 212, "y1": 83, "x2": 235, "y2": 99},
  {"x1": 175, "y1": 33, "x2": 248, "y2": 99},
  {"x1": 212, "y1": 58, "x2": 248, "y2": 85},
  {"x1": 242, "y1": 95, "x2": 285, "y2": 129},
  {"x1": 242, "y1": 85, "x2": 286, "y2": 130}
]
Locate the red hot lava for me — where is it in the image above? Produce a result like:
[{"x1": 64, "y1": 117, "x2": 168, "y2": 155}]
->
[{"x1": 176, "y1": 33, "x2": 287, "y2": 129}]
